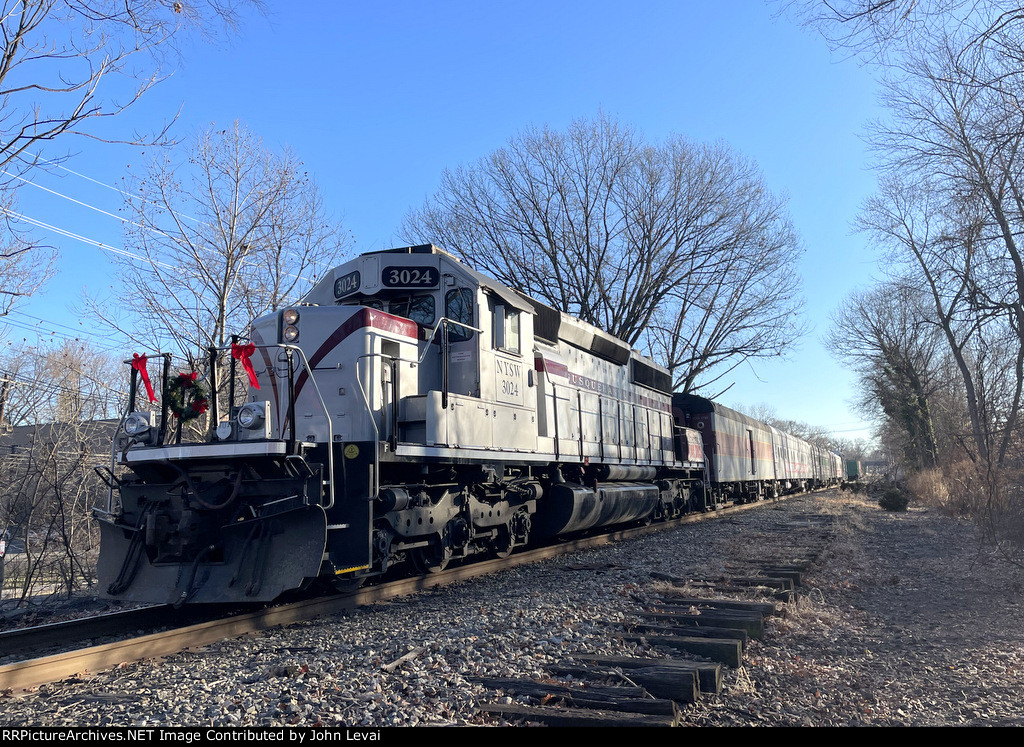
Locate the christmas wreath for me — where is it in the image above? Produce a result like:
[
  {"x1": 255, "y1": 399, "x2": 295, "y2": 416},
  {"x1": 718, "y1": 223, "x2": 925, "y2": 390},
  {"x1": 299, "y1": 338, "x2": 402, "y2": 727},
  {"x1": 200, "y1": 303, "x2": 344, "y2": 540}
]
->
[{"x1": 165, "y1": 371, "x2": 209, "y2": 423}]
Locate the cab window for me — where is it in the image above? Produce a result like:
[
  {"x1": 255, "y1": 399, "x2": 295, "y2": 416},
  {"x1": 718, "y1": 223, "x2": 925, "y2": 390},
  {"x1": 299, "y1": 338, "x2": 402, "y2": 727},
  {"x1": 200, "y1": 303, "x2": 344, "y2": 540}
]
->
[
  {"x1": 388, "y1": 294, "x2": 435, "y2": 326},
  {"x1": 340, "y1": 295, "x2": 383, "y2": 310},
  {"x1": 445, "y1": 289, "x2": 474, "y2": 342},
  {"x1": 493, "y1": 305, "x2": 521, "y2": 354}
]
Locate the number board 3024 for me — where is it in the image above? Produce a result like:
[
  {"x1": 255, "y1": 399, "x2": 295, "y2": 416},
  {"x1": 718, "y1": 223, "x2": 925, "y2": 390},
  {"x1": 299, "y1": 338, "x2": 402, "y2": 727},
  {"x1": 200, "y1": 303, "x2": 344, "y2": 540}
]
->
[{"x1": 381, "y1": 266, "x2": 440, "y2": 288}]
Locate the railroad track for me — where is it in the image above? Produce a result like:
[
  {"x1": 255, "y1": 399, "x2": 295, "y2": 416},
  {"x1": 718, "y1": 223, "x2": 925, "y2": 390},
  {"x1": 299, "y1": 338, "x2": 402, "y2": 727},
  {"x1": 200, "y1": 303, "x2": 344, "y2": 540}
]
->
[
  {"x1": 0, "y1": 604, "x2": 252, "y2": 663},
  {"x1": 472, "y1": 509, "x2": 841, "y2": 726},
  {"x1": 0, "y1": 493, "x2": 818, "y2": 695}
]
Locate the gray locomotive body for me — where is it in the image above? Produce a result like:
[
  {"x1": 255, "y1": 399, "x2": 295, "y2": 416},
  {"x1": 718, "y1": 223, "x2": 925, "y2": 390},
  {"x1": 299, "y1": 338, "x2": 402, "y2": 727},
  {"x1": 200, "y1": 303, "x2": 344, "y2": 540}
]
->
[{"x1": 95, "y1": 245, "x2": 710, "y2": 605}]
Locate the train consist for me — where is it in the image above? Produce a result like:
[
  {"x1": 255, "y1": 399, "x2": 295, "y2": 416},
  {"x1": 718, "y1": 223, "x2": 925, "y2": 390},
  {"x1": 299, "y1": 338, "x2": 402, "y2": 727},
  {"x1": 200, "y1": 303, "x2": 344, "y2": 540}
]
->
[
  {"x1": 674, "y1": 395, "x2": 845, "y2": 503},
  {"x1": 95, "y1": 245, "x2": 845, "y2": 605}
]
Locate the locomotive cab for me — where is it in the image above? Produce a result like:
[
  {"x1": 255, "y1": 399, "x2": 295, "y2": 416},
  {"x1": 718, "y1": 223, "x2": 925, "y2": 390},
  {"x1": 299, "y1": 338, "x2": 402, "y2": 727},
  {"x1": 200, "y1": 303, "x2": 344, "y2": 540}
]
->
[{"x1": 302, "y1": 244, "x2": 541, "y2": 453}]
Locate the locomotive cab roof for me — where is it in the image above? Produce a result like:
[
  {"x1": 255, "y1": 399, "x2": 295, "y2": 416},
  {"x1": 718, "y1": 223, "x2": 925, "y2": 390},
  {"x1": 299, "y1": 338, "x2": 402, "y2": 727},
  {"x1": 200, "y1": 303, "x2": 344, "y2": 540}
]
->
[
  {"x1": 303, "y1": 245, "x2": 669, "y2": 381},
  {"x1": 303, "y1": 244, "x2": 533, "y2": 314}
]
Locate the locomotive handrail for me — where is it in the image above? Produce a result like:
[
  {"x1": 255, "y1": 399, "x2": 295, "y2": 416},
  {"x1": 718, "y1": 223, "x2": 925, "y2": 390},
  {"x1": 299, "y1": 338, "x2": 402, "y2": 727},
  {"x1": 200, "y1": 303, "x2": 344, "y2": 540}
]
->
[
  {"x1": 354, "y1": 352, "x2": 385, "y2": 506},
  {"x1": 202, "y1": 341, "x2": 336, "y2": 511},
  {"x1": 101, "y1": 351, "x2": 173, "y2": 515},
  {"x1": 418, "y1": 316, "x2": 482, "y2": 365},
  {"x1": 109, "y1": 344, "x2": 336, "y2": 512},
  {"x1": 259, "y1": 343, "x2": 336, "y2": 511}
]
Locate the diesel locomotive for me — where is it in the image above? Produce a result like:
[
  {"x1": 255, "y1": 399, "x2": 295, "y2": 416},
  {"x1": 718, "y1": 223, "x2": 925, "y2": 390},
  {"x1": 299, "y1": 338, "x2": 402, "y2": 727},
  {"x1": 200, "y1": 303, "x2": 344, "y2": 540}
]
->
[{"x1": 94, "y1": 244, "x2": 840, "y2": 605}]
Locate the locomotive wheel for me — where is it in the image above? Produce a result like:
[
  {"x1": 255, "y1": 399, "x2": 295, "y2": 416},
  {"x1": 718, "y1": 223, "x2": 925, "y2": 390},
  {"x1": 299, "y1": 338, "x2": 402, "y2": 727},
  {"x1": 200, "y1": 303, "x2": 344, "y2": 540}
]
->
[
  {"x1": 493, "y1": 524, "x2": 515, "y2": 559},
  {"x1": 493, "y1": 509, "x2": 530, "y2": 559},
  {"x1": 409, "y1": 539, "x2": 451, "y2": 574}
]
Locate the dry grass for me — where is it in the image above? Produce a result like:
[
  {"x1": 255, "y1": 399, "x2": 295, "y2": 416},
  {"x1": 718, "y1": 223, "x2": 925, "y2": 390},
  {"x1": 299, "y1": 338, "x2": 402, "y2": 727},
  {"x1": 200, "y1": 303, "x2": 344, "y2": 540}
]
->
[
  {"x1": 906, "y1": 468, "x2": 952, "y2": 511},
  {"x1": 730, "y1": 666, "x2": 757, "y2": 694},
  {"x1": 814, "y1": 492, "x2": 871, "y2": 531}
]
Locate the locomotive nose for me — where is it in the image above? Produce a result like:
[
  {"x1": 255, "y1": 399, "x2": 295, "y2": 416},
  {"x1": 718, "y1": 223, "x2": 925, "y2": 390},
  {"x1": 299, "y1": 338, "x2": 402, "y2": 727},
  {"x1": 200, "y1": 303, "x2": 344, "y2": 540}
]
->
[{"x1": 97, "y1": 502, "x2": 328, "y2": 605}]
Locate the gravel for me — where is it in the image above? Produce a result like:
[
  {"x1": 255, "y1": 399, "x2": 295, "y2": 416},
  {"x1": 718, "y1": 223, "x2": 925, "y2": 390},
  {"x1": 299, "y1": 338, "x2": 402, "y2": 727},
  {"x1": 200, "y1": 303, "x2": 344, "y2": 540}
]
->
[{"x1": 1, "y1": 490, "x2": 1022, "y2": 727}]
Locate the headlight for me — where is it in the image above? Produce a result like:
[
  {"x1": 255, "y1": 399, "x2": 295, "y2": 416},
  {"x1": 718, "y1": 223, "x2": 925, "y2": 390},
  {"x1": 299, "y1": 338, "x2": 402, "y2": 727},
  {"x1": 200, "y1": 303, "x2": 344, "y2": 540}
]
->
[
  {"x1": 283, "y1": 308, "x2": 300, "y2": 325},
  {"x1": 283, "y1": 325, "x2": 299, "y2": 342},
  {"x1": 237, "y1": 403, "x2": 265, "y2": 430},
  {"x1": 124, "y1": 413, "x2": 150, "y2": 437}
]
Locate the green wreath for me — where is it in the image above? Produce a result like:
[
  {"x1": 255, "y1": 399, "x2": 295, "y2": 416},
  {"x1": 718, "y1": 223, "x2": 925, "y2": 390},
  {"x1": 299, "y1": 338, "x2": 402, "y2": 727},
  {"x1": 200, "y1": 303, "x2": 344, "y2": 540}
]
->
[{"x1": 165, "y1": 371, "x2": 210, "y2": 423}]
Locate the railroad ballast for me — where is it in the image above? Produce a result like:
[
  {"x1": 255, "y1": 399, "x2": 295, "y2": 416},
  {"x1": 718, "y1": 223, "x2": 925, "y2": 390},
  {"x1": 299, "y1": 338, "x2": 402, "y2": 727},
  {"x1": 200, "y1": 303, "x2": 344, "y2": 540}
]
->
[{"x1": 95, "y1": 244, "x2": 844, "y2": 605}]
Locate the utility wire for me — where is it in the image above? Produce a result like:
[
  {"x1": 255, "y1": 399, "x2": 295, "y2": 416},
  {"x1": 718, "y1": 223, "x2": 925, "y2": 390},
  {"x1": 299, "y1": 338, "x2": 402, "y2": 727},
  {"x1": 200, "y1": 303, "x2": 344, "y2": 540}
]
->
[
  {"x1": 0, "y1": 207, "x2": 178, "y2": 270},
  {"x1": 6, "y1": 161, "x2": 319, "y2": 283}
]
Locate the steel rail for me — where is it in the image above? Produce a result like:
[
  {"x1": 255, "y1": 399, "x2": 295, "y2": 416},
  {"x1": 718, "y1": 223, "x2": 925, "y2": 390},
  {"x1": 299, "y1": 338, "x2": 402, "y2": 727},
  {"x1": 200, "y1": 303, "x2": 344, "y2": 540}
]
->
[{"x1": 0, "y1": 605, "x2": 169, "y2": 658}]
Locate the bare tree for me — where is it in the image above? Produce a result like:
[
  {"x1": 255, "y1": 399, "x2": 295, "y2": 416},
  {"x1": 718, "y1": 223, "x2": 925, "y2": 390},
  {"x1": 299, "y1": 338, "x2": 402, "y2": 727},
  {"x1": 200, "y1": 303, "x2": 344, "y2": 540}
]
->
[
  {"x1": 827, "y1": 281, "x2": 946, "y2": 468},
  {"x1": 0, "y1": 0, "x2": 259, "y2": 172},
  {"x1": 0, "y1": 217, "x2": 55, "y2": 317},
  {"x1": 784, "y1": 0, "x2": 1024, "y2": 63},
  {"x1": 859, "y1": 38, "x2": 1024, "y2": 467},
  {"x1": 0, "y1": 341, "x2": 122, "y2": 604},
  {"x1": 0, "y1": 1, "x2": 262, "y2": 316},
  {"x1": 403, "y1": 114, "x2": 805, "y2": 395},
  {"x1": 785, "y1": 2, "x2": 1024, "y2": 552},
  {"x1": 0, "y1": 339, "x2": 123, "y2": 427},
  {"x1": 644, "y1": 176, "x2": 805, "y2": 396},
  {"x1": 88, "y1": 121, "x2": 350, "y2": 363}
]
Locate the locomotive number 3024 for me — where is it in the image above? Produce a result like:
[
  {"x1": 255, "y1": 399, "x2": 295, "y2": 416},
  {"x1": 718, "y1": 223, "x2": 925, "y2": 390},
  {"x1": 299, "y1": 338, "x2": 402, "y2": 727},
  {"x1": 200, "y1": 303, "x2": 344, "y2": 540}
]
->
[{"x1": 381, "y1": 266, "x2": 440, "y2": 288}]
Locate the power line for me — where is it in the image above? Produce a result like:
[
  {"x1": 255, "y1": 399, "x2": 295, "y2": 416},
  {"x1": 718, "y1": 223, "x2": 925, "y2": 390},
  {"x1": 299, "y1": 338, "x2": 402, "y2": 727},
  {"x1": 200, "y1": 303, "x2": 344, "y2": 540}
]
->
[
  {"x1": 15, "y1": 152, "x2": 204, "y2": 225},
  {"x1": 2, "y1": 170, "x2": 159, "y2": 236},
  {"x1": 6, "y1": 163, "x2": 319, "y2": 283},
  {"x1": 0, "y1": 364, "x2": 128, "y2": 399},
  {"x1": 0, "y1": 315, "x2": 104, "y2": 345},
  {"x1": 3, "y1": 310, "x2": 118, "y2": 343},
  {"x1": 0, "y1": 206, "x2": 178, "y2": 270}
]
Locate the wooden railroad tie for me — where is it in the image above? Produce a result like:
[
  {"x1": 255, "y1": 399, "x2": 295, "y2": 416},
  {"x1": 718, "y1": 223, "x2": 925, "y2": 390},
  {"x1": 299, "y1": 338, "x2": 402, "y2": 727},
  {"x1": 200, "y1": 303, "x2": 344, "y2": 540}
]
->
[
  {"x1": 569, "y1": 654, "x2": 724, "y2": 694},
  {"x1": 692, "y1": 575, "x2": 796, "y2": 592},
  {"x1": 616, "y1": 632, "x2": 744, "y2": 668},
  {"x1": 634, "y1": 608, "x2": 763, "y2": 640},
  {"x1": 638, "y1": 606, "x2": 761, "y2": 635},
  {"x1": 723, "y1": 564, "x2": 804, "y2": 586},
  {"x1": 471, "y1": 675, "x2": 683, "y2": 727},
  {"x1": 476, "y1": 701, "x2": 679, "y2": 727},
  {"x1": 652, "y1": 596, "x2": 782, "y2": 617},
  {"x1": 547, "y1": 662, "x2": 699, "y2": 703},
  {"x1": 649, "y1": 572, "x2": 796, "y2": 603},
  {"x1": 617, "y1": 620, "x2": 749, "y2": 650}
]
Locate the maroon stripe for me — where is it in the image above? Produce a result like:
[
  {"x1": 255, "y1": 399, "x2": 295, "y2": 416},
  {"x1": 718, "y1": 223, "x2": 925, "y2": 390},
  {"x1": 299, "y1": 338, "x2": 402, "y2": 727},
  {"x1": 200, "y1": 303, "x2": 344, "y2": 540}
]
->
[
  {"x1": 285, "y1": 308, "x2": 417, "y2": 431},
  {"x1": 535, "y1": 355, "x2": 671, "y2": 413},
  {"x1": 250, "y1": 329, "x2": 281, "y2": 430},
  {"x1": 535, "y1": 355, "x2": 569, "y2": 378}
]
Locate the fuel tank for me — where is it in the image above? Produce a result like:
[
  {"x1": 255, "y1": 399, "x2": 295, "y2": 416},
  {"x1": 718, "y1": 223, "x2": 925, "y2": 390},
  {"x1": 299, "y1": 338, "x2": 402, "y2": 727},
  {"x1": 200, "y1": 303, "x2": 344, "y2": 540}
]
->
[{"x1": 532, "y1": 481, "x2": 660, "y2": 537}]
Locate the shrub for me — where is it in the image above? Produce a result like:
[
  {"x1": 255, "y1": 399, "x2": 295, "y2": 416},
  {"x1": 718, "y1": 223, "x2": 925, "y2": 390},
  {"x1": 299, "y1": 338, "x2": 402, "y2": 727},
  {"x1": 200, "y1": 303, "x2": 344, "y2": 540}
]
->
[{"x1": 879, "y1": 487, "x2": 910, "y2": 512}]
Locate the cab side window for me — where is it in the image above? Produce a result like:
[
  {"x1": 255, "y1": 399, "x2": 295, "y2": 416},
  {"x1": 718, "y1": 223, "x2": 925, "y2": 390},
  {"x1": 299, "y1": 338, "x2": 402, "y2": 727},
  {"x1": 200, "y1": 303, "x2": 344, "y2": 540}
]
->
[
  {"x1": 445, "y1": 289, "x2": 474, "y2": 342},
  {"x1": 493, "y1": 305, "x2": 521, "y2": 354}
]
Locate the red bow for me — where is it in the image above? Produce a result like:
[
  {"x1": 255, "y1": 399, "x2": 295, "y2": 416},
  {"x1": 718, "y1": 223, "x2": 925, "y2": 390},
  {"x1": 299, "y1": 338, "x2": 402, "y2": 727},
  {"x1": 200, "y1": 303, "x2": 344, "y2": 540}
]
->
[
  {"x1": 231, "y1": 342, "x2": 261, "y2": 390},
  {"x1": 131, "y1": 353, "x2": 157, "y2": 403}
]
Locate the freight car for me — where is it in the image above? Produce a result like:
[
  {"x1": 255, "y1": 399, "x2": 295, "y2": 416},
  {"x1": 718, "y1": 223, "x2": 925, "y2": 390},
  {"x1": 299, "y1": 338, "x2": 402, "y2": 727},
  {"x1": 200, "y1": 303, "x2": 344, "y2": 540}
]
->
[
  {"x1": 672, "y1": 395, "x2": 845, "y2": 503},
  {"x1": 95, "y1": 245, "x2": 716, "y2": 605},
  {"x1": 846, "y1": 459, "x2": 863, "y2": 481}
]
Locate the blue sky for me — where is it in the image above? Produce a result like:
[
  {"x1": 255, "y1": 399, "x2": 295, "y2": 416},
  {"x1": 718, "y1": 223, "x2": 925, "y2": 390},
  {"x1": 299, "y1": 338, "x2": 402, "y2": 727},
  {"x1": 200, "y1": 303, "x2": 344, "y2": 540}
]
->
[{"x1": 7, "y1": 1, "x2": 883, "y2": 441}]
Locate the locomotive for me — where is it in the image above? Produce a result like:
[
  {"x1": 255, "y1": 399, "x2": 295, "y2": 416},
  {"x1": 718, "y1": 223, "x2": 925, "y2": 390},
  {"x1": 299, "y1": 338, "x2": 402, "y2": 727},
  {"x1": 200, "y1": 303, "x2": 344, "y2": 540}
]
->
[{"x1": 94, "y1": 244, "x2": 840, "y2": 606}]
